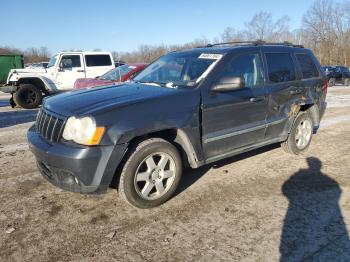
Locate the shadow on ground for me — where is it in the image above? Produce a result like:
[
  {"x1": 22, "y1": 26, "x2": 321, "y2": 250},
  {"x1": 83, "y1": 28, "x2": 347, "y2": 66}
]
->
[
  {"x1": 280, "y1": 157, "x2": 350, "y2": 261},
  {"x1": 0, "y1": 109, "x2": 38, "y2": 128},
  {"x1": 175, "y1": 143, "x2": 280, "y2": 197}
]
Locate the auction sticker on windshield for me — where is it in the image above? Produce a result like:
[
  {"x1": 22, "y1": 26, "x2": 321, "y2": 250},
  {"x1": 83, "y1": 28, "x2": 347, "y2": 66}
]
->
[{"x1": 198, "y1": 53, "x2": 223, "y2": 60}]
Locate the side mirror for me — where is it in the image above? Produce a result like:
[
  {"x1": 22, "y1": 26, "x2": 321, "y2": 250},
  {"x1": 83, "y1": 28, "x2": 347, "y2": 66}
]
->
[
  {"x1": 58, "y1": 63, "x2": 65, "y2": 72},
  {"x1": 59, "y1": 61, "x2": 72, "y2": 71},
  {"x1": 212, "y1": 76, "x2": 245, "y2": 92}
]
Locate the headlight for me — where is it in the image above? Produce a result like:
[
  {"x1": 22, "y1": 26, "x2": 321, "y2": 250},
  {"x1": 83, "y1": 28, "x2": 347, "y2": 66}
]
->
[{"x1": 62, "y1": 116, "x2": 105, "y2": 146}]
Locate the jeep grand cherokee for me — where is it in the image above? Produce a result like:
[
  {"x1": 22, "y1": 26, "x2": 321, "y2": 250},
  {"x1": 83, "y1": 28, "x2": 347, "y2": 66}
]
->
[{"x1": 28, "y1": 41, "x2": 327, "y2": 208}]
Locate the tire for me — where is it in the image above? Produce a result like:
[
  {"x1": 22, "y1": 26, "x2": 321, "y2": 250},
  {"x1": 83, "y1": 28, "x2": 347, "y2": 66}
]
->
[
  {"x1": 14, "y1": 84, "x2": 42, "y2": 109},
  {"x1": 118, "y1": 138, "x2": 183, "y2": 208},
  {"x1": 282, "y1": 111, "x2": 313, "y2": 155}
]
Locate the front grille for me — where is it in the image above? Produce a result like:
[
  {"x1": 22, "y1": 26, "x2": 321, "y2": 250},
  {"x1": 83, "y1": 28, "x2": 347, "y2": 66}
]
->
[{"x1": 36, "y1": 110, "x2": 65, "y2": 142}]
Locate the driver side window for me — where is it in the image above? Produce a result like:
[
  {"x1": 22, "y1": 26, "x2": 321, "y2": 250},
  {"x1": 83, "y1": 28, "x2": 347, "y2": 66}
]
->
[
  {"x1": 218, "y1": 53, "x2": 264, "y2": 88},
  {"x1": 60, "y1": 55, "x2": 81, "y2": 68}
]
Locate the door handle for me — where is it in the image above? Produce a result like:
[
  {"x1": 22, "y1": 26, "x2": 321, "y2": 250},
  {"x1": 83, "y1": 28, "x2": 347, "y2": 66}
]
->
[
  {"x1": 250, "y1": 97, "x2": 265, "y2": 102},
  {"x1": 290, "y1": 89, "x2": 302, "y2": 95},
  {"x1": 77, "y1": 70, "x2": 85, "y2": 72}
]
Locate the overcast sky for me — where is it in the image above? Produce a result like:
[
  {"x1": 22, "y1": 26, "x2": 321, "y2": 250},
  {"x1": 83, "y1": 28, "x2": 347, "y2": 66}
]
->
[{"x1": 0, "y1": 0, "x2": 316, "y2": 54}]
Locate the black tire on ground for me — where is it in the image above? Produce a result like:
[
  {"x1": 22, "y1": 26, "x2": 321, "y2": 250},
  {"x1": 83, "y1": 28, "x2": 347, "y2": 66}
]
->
[
  {"x1": 118, "y1": 138, "x2": 183, "y2": 208},
  {"x1": 328, "y1": 78, "x2": 335, "y2": 87},
  {"x1": 13, "y1": 84, "x2": 42, "y2": 109},
  {"x1": 282, "y1": 111, "x2": 314, "y2": 155}
]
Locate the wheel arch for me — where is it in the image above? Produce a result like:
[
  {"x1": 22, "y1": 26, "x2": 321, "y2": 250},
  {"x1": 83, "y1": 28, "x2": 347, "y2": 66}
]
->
[
  {"x1": 18, "y1": 77, "x2": 48, "y2": 93},
  {"x1": 285, "y1": 103, "x2": 320, "y2": 135},
  {"x1": 299, "y1": 103, "x2": 320, "y2": 132},
  {"x1": 124, "y1": 128, "x2": 201, "y2": 169}
]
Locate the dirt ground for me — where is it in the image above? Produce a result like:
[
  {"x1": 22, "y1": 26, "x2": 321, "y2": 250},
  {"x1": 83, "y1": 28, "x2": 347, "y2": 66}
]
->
[{"x1": 1, "y1": 87, "x2": 350, "y2": 261}]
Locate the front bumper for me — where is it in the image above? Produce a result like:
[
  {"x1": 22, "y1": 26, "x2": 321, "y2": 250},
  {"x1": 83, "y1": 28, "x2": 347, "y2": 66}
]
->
[
  {"x1": 27, "y1": 126, "x2": 128, "y2": 194},
  {"x1": 0, "y1": 85, "x2": 17, "y2": 93}
]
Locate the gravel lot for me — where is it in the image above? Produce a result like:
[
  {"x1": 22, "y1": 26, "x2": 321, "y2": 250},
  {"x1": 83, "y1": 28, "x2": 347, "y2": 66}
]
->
[{"x1": 1, "y1": 87, "x2": 350, "y2": 261}]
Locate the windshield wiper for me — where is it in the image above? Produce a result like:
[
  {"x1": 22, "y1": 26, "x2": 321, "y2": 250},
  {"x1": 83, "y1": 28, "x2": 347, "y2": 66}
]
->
[{"x1": 135, "y1": 80, "x2": 164, "y2": 86}]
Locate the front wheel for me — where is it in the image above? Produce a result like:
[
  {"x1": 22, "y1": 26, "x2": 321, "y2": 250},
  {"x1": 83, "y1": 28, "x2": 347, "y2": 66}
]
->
[
  {"x1": 282, "y1": 111, "x2": 313, "y2": 155},
  {"x1": 118, "y1": 138, "x2": 183, "y2": 208},
  {"x1": 13, "y1": 84, "x2": 42, "y2": 109}
]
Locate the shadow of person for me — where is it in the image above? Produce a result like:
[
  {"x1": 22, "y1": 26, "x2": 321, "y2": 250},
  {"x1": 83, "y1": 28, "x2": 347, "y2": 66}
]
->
[{"x1": 280, "y1": 157, "x2": 350, "y2": 261}]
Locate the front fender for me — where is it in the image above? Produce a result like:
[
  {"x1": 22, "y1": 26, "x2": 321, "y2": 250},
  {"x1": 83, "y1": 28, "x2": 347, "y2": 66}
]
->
[
  {"x1": 174, "y1": 129, "x2": 202, "y2": 168},
  {"x1": 0, "y1": 85, "x2": 18, "y2": 93},
  {"x1": 95, "y1": 89, "x2": 204, "y2": 168},
  {"x1": 16, "y1": 75, "x2": 58, "y2": 92}
]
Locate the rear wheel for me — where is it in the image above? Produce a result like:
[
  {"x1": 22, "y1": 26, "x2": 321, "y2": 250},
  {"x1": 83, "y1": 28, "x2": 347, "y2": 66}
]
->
[
  {"x1": 282, "y1": 111, "x2": 313, "y2": 155},
  {"x1": 14, "y1": 84, "x2": 42, "y2": 109},
  {"x1": 118, "y1": 138, "x2": 182, "y2": 208}
]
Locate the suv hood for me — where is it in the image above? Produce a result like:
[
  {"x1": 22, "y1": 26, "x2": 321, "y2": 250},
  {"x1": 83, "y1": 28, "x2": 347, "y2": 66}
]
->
[
  {"x1": 44, "y1": 82, "x2": 192, "y2": 116},
  {"x1": 11, "y1": 68, "x2": 46, "y2": 74},
  {"x1": 74, "y1": 78, "x2": 116, "y2": 89}
]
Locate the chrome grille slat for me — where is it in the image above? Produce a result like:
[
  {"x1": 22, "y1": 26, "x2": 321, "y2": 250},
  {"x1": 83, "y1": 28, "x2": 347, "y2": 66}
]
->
[
  {"x1": 51, "y1": 118, "x2": 58, "y2": 141},
  {"x1": 37, "y1": 111, "x2": 44, "y2": 130},
  {"x1": 57, "y1": 120, "x2": 65, "y2": 142},
  {"x1": 40, "y1": 113, "x2": 47, "y2": 135},
  {"x1": 35, "y1": 110, "x2": 65, "y2": 143},
  {"x1": 45, "y1": 115, "x2": 52, "y2": 138},
  {"x1": 35, "y1": 110, "x2": 42, "y2": 124}
]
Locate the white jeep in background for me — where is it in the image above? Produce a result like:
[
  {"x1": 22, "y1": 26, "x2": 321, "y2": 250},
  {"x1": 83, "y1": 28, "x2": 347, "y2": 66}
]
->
[{"x1": 0, "y1": 51, "x2": 115, "y2": 109}]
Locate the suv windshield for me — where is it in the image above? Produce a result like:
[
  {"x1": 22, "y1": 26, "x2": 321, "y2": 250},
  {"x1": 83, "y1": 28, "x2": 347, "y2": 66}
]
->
[
  {"x1": 133, "y1": 52, "x2": 223, "y2": 87},
  {"x1": 101, "y1": 65, "x2": 135, "y2": 81},
  {"x1": 47, "y1": 55, "x2": 58, "y2": 68}
]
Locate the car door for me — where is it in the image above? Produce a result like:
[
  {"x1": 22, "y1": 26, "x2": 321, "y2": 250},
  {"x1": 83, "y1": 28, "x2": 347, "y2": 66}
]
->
[
  {"x1": 55, "y1": 54, "x2": 85, "y2": 90},
  {"x1": 201, "y1": 50, "x2": 268, "y2": 161},
  {"x1": 84, "y1": 54, "x2": 114, "y2": 78},
  {"x1": 263, "y1": 48, "x2": 302, "y2": 141}
]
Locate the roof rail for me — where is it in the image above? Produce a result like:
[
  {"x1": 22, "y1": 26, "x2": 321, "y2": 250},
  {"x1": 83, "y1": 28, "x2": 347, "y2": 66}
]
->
[{"x1": 201, "y1": 40, "x2": 304, "y2": 48}]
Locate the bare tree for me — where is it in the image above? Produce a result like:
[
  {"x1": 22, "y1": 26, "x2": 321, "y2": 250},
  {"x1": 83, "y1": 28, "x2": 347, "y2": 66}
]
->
[
  {"x1": 301, "y1": 0, "x2": 350, "y2": 65},
  {"x1": 244, "y1": 12, "x2": 290, "y2": 41}
]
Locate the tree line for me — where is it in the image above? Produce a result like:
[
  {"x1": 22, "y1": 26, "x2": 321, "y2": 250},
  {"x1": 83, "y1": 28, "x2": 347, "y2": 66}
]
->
[
  {"x1": 1, "y1": 0, "x2": 350, "y2": 66},
  {"x1": 0, "y1": 46, "x2": 50, "y2": 64}
]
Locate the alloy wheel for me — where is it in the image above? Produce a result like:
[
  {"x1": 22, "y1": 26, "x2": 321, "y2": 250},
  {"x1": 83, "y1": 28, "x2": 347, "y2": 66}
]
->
[
  {"x1": 295, "y1": 119, "x2": 312, "y2": 149},
  {"x1": 134, "y1": 152, "x2": 176, "y2": 200}
]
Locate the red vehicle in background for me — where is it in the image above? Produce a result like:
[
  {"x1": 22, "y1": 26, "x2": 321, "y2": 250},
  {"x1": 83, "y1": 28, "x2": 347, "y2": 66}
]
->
[{"x1": 74, "y1": 63, "x2": 148, "y2": 89}]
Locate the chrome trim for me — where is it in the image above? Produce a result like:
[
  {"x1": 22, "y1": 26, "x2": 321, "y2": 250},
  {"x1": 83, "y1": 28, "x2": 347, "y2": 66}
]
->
[
  {"x1": 267, "y1": 118, "x2": 285, "y2": 127},
  {"x1": 204, "y1": 123, "x2": 266, "y2": 144},
  {"x1": 51, "y1": 118, "x2": 58, "y2": 141},
  {"x1": 203, "y1": 118, "x2": 286, "y2": 144},
  {"x1": 40, "y1": 113, "x2": 47, "y2": 135},
  {"x1": 45, "y1": 115, "x2": 52, "y2": 138}
]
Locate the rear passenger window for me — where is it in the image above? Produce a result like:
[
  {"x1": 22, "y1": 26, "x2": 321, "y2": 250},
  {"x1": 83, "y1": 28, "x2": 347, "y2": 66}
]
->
[
  {"x1": 85, "y1": 55, "x2": 112, "y2": 67},
  {"x1": 296, "y1": 54, "x2": 319, "y2": 79},
  {"x1": 266, "y1": 53, "x2": 296, "y2": 83}
]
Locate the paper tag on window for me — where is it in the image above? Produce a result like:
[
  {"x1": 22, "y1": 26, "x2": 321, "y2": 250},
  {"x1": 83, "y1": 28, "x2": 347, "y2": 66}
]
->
[{"x1": 198, "y1": 53, "x2": 223, "y2": 60}]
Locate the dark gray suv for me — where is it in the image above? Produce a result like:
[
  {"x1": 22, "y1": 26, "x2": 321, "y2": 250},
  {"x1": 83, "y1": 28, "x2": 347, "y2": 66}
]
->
[{"x1": 28, "y1": 41, "x2": 327, "y2": 208}]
